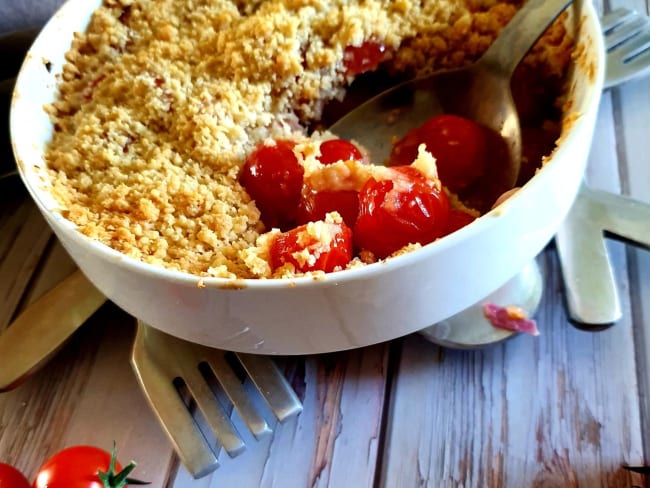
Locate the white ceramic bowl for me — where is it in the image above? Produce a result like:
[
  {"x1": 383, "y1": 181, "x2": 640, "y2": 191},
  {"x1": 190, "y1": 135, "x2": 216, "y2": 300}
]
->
[{"x1": 11, "y1": 0, "x2": 604, "y2": 354}]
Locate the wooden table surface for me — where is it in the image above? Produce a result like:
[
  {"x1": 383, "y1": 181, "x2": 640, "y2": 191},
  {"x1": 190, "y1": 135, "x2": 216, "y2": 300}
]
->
[{"x1": 1, "y1": 0, "x2": 650, "y2": 486}]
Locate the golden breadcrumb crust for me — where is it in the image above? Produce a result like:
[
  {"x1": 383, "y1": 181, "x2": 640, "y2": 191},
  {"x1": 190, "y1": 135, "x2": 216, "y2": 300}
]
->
[{"x1": 44, "y1": 0, "x2": 573, "y2": 278}]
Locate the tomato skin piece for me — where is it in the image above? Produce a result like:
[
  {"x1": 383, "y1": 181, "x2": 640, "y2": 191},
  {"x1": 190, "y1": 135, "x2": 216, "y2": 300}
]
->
[
  {"x1": 343, "y1": 41, "x2": 389, "y2": 76},
  {"x1": 0, "y1": 463, "x2": 30, "y2": 488},
  {"x1": 239, "y1": 140, "x2": 304, "y2": 230},
  {"x1": 318, "y1": 139, "x2": 364, "y2": 165},
  {"x1": 297, "y1": 188, "x2": 360, "y2": 227},
  {"x1": 389, "y1": 114, "x2": 487, "y2": 193},
  {"x1": 443, "y1": 209, "x2": 477, "y2": 236},
  {"x1": 354, "y1": 166, "x2": 450, "y2": 259},
  {"x1": 270, "y1": 221, "x2": 353, "y2": 273}
]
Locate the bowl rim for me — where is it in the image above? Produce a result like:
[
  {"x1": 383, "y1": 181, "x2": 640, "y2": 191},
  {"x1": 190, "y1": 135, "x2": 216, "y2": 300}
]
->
[{"x1": 9, "y1": 0, "x2": 606, "y2": 291}]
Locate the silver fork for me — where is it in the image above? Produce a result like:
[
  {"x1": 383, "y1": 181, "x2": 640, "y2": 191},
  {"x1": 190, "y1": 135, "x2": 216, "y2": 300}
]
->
[
  {"x1": 130, "y1": 322, "x2": 303, "y2": 479},
  {"x1": 602, "y1": 7, "x2": 650, "y2": 88}
]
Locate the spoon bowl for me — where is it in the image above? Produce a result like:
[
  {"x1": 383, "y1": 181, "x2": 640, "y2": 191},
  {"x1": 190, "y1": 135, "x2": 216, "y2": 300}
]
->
[{"x1": 330, "y1": 0, "x2": 573, "y2": 210}]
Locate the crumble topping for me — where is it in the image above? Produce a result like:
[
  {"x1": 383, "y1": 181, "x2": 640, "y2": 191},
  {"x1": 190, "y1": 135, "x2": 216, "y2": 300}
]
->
[{"x1": 44, "y1": 0, "x2": 573, "y2": 279}]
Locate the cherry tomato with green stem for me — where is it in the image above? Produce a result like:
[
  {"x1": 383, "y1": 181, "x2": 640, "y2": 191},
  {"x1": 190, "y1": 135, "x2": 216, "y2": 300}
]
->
[{"x1": 32, "y1": 445, "x2": 148, "y2": 488}]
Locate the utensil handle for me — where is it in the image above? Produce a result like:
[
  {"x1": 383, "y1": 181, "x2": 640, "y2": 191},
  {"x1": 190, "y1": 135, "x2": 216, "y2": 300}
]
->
[
  {"x1": 480, "y1": 0, "x2": 573, "y2": 77},
  {"x1": 0, "y1": 270, "x2": 106, "y2": 391},
  {"x1": 555, "y1": 183, "x2": 650, "y2": 329}
]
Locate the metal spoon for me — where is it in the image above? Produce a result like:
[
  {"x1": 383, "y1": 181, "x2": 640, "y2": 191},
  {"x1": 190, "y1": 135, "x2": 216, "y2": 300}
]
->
[{"x1": 329, "y1": 0, "x2": 573, "y2": 210}]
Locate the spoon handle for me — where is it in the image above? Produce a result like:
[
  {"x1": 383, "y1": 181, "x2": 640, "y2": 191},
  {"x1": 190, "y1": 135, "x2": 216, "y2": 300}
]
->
[{"x1": 480, "y1": 0, "x2": 573, "y2": 77}]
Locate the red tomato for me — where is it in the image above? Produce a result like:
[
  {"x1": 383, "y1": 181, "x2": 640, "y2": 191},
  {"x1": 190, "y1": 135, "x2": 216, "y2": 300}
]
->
[
  {"x1": 295, "y1": 139, "x2": 364, "y2": 226},
  {"x1": 343, "y1": 41, "x2": 389, "y2": 76},
  {"x1": 297, "y1": 188, "x2": 360, "y2": 227},
  {"x1": 270, "y1": 221, "x2": 353, "y2": 273},
  {"x1": 32, "y1": 445, "x2": 143, "y2": 488},
  {"x1": 354, "y1": 166, "x2": 450, "y2": 258},
  {"x1": 0, "y1": 463, "x2": 30, "y2": 488},
  {"x1": 389, "y1": 114, "x2": 487, "y2": 193},
  {"x1": 443, "y1": 209, "x2": 476, "y2": 236},
  {"x1": 239, "y1": 140, "x2": 304, "y2": 230},
  {"x1": 318, "y1": 139, "x2": 363, "y2": 165}
]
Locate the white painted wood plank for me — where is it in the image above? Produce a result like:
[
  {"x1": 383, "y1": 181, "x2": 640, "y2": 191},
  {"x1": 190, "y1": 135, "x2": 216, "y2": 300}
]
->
[
  {"x1": 380, "y1": 8, "x2": 647, "y2": 482},
  {"x1": 0, "y1": 200, "x2": 51, "y2": 329},
  {"x1": 611, "y1": 0, "x2": 650, "y2": 460},
  {"x1": 171, "y1": 346, "x2": 388, "y2": 488},
  {"x1": 0, "y1": 304, "x2": 178, "y2": 486},
  {"x1": 380, "y1": 305, "x2": 642, "y2": 487},
  {"x1": 59, "y1": 309, "x2": 178, "y2": 486},
  {"x1": 0, "y1": 199, "x2": 178, "y2": 485}
]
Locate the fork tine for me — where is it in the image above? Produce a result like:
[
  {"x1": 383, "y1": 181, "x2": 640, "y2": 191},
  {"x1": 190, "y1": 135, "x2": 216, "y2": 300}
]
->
[
  {"x1": 131, "y1": 325, "x2": 219, "y2": 478},
  {"x1": 615, "y1": 30, "x2": 650, "y2": 61},
  {"x1": 205, "y1": 351, "x2": 273, "y2": 439},
  {"x1": 605, "y1": 16, "x2": 649, "y2": 51},
  {"x1": 132, "y1": 322, "x2": 303, "y2": 476},
  {"x1": 602, "y1": 8, "x2": 650, "y2": 88},
  {"x1": 601, "y1": 7, "x2": 637, "y2": 32},
  {"x1": 137, "y1": 326, "x2": 248, "y2": 457},
  {"x1": 236, "y1": 353, "x2": 303, "y2": 422},
  {"x1": 622, "y1": 49, "x2": 650, "y2": 77},
  {"x1": 180, "y1": 366, "x2": 247, "y2": 458}
]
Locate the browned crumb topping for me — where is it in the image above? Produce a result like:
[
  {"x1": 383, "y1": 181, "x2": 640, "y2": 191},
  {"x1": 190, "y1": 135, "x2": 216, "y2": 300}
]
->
[{"x1": 44, "y1": 0, "x2": 572, "y2": 279}]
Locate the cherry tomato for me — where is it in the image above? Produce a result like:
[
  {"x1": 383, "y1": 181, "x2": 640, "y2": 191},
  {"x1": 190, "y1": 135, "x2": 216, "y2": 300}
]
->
[
  {"x1": 297, "y1": 188, "x2": 359, "y2": 227},
  {"x1": 33, "y1": 445, "x2": 144, "y2": 488},
  {"x1": 389, "y1": 114, "x2": 487, "y2": 193},
  {"x1": 0, "y1": 463, "x2": 30, "y2": 488},
  {"x1": 354, "y1": 166, "x2": 450, "y2": 258},
  {"x1": 270, "y1": 220, "x2": 353, "y2": 273},
  {"x1": 443, "y1": 209, "x2": 476, "y2": 236},
  {"x1": 239, "y1": 140, "x2": 304, "y2": 230},
  {"x1": 318, "y1": 139, "x2": 363, "y2": 165},
  {"x1": 295, "y1": 139, "x2": 363, "y2": 226},
  {"x1": 343, "y1": 41, "x2": 389, "y2": 76}
]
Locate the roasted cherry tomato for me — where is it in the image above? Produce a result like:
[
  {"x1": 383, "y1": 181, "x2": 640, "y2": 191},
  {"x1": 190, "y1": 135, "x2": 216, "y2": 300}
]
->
[
  {"x1": 343, "y1": 41, "x2": 389, "y2": 76},
  {"x1": 270, "y1": 220, "x2": 353, "y2": 273},
  {"x1": 318, "y1": 139, "x2": 364, "y2": 165},
  {"x1": 296, "y1": 139, "x2": 363, "y2": 226},
  {"x1": 0, "y1": 463, "x2": 30, "y2": 488},
  {"x1": 33, "y1": 445, "x2": 145, "y2": 488},
  {"x1": 239, "y1": 140, "x2": 304, "y2": 230},
  {"x1": 354, "y1": 166, "x2": 450, "y2": 258},
  {"x1": 389, "y1": 114, "x2": 487, "y2": 193},
  {"x1": 443, "y1": 208, "x2": 476, "y2": 236},
  {"x1": 297, "y1": 189, "x2": 360, "y2": 227}
]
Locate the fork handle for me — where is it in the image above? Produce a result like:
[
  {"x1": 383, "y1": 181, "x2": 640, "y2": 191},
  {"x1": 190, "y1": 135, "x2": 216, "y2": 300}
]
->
[
  {"x1": 480, "y1": 0, "x2": 573, "y2": 77},
  {"x1": 555, "y1": 184, "x2": 650, "y2": 329},
  {"x1": 0, "y1": 270, "x2": 106, "y2": 391}
]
